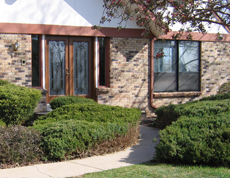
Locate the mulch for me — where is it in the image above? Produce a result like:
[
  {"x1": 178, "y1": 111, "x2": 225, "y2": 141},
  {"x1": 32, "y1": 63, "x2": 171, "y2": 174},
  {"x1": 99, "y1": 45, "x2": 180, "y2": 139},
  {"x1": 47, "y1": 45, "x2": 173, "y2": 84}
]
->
[{"x1": 140, "y1": 114, "x2": 156, "y2": 127}]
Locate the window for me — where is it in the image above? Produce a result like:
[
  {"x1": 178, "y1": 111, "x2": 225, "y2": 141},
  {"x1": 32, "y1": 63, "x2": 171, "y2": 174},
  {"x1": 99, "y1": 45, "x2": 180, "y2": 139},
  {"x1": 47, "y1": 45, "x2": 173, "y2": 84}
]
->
[
  {"x1": 32, "y1": 35, "x2": 41, "y2": 87},
  {"x1": 154, "y1": 40, "x2": 200, "y2": 92},
  {"x1": 99, "y1": 37, "x2": 110, "y2": 87}
]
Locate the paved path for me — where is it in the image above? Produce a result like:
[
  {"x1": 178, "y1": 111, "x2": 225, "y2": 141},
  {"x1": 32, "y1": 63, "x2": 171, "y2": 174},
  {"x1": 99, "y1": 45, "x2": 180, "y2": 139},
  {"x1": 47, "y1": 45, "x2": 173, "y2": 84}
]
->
[{"x1": 0, "y1": 126, "x2": 159, "y2": 178}]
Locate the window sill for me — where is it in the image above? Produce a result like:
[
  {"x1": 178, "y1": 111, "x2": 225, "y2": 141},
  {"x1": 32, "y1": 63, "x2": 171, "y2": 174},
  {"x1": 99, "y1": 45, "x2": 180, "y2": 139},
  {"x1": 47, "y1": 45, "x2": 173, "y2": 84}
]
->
[
  {"x1": 153, "y1": 91, "x2": 201, "y2": 98},
  {"x1": 96, "y1": 87, "x2": 111, "y2": 94}
]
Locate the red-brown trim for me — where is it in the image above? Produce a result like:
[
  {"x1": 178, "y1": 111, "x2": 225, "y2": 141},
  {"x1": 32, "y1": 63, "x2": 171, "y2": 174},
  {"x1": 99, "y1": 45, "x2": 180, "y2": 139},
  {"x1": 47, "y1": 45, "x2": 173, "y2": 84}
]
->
[
  {"x1": 150, "y1": 38, "x2": 158, "y2": 109},
  {"x1": 153, "y1": 92, "x2": 201, "y2": 98},
  {"x1": 0, "y1": 23, "x2": 154, "y2": 38},
  {"x1": 160, "y1": 31, "x2": 230, "y2": 42}
]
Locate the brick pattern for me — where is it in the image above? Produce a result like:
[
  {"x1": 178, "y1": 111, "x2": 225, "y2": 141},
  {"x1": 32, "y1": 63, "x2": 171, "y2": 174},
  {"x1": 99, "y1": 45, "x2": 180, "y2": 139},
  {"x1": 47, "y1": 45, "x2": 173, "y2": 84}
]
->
[
  {"x1": 0, "y1": 34, "x2": 47, "y2": 113},
  {"x1": 97, "y1": 37, "x2": 152, "y2": 113},
  {"x1": 0, "y1": 34, "x2": 32, "y2": 86},
  {"x1": 1, "y1": 34, "x2": 229, "y2": 113},
  {"x1": 34, "y1": 89, "x2": 48, "y2": 112},
  {"x1": 152, "y1": 41, "x2": 230, "y2": 107}
]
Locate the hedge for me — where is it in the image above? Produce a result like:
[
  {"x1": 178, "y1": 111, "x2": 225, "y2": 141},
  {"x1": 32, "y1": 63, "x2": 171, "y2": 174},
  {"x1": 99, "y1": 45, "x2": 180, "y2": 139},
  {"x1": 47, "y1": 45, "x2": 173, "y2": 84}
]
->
[
  {"x1": 34, "y1": 104, "x2": 141, "y2": 127},
  {"x1": 154, "y1": 99, "x2": 230, "y2": 129},
  {"x1": 33, "y1": 104, "x2": 141, "y2": 160},
  {"x1": 0, "y1": 84, "x2": 41, "y2": 126},
  {"x1": 154, "y1": 112, "x2": 230, "y2": 167},
  {"x1": 50, "y1": 95, "x2": 97, "y2": 110}
]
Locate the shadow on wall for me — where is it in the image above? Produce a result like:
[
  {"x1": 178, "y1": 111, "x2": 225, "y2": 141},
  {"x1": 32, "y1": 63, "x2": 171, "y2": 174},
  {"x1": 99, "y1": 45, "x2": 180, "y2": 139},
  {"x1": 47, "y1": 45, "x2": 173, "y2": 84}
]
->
[{"x1": 5, "y1": 0, "x2": 17, "y2": 5}]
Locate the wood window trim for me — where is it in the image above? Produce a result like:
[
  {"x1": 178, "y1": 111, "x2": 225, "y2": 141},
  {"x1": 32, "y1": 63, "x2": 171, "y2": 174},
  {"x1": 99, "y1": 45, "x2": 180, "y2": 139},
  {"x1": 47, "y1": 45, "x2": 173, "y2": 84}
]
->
[
  {"x1": 153, "y1": 91, "x2": 202, "y2": 98},
  {"x1": 32, "y1": 34, "x2": 43, "y2": 89}
]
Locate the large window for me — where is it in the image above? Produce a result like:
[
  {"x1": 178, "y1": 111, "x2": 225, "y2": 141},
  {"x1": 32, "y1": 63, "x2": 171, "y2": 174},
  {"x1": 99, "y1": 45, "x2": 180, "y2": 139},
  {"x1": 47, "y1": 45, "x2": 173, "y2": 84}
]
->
[
  {"x1": 154, "y1": 40, "x2": 200, "y2": 92},
  {"x1": 32, "y1": 35, "x2": 41, "y2": 87}
]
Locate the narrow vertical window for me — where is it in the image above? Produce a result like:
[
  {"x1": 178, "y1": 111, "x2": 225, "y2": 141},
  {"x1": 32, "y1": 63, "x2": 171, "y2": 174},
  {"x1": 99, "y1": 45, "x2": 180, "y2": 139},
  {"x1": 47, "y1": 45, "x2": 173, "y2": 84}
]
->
[
  {"x1": 99, "y1": 37, "x2": 106, "y2": 86},
  {"x1": 32, "y1": 35, "x2": 41, "y2": 87}
]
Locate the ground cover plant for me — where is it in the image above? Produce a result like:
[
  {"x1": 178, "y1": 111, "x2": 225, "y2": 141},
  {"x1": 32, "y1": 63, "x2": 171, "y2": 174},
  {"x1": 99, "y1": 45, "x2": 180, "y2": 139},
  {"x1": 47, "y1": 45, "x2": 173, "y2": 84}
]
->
[
  {"x1": 33, "y1": 103, "x2": 141, "y2": 160},
  {"x1": 50, "y1": 95, "x2": 97, "y2": 110}
]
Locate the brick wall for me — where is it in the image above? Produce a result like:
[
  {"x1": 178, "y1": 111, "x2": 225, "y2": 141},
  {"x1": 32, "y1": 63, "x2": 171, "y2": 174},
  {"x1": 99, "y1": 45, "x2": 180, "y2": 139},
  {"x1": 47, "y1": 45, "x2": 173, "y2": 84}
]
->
[
  {"x1": 97, "y1": 39, "x2": 230, "y2": 113},
  {"x1": 0, "y1": 33, "x2": 47, "y2": 113},
  {"x1": 97, "y1": 37, "x2": 152, "y2": 113},
  {"x1": 0, "y1": 34, "x2": 32, "y2": 86}
]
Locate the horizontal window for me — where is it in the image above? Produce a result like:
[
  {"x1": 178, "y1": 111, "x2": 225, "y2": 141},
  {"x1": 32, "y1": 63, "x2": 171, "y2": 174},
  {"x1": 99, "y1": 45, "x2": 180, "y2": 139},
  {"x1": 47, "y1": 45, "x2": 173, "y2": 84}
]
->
[{"x1": 154, "y1": 40, "x2": 200, "y2": 92}]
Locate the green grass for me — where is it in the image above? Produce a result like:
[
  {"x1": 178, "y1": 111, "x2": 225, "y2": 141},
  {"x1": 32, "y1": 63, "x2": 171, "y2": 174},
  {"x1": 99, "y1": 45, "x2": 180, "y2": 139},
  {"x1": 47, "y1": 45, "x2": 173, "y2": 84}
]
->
[{"x1": 80, "y1": 161, "x2": 230, "y2": 178}]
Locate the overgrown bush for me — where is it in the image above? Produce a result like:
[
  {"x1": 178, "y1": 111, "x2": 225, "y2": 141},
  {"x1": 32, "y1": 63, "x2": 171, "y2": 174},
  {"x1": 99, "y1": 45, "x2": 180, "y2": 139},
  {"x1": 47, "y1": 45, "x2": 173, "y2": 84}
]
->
[
  {"x1": 33, "y1": 104, "x2": 141, "y2": 160},
  {"x1": 0, "y1": 125, "x2": 43, "y2": 165},
  {"x1": 0, "y1": 84, "x2": 41, "y2": 126},
  {"x1": 50, "y1": 95, "x2": 97, "y2": 110},
  {"x1": 154, "y1": 99, "x2": 230, "y2": 129},
  {"x1": 218, "y1": 81, "x2": 230, "y2": 94},
  {"x1": 154, "y1": 112, "x2": 230, "y2": 167}
]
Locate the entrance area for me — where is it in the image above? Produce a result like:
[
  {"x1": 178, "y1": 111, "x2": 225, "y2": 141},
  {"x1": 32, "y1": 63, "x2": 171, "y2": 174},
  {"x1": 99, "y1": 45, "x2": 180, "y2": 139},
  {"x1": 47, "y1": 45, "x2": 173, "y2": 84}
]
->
[{"x1": 45, "y1": 36, "x2": 94, "y2": 103}]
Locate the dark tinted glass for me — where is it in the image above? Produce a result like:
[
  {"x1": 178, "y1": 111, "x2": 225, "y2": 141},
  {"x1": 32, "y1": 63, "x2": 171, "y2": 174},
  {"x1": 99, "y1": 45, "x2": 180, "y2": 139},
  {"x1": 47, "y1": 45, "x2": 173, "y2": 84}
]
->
[{"x1": 32, "y1": 35, "x2": 40, "y2": 87}]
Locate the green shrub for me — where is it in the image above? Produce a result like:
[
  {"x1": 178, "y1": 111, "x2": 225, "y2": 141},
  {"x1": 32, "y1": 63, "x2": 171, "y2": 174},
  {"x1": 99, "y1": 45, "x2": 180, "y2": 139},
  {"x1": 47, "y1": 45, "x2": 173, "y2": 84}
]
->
[
  {"x1": 34, "y1": 120, "x2": 130, "y2": 160},
  {"x1": 154, "y1": 112, "x2": 230, "y2": 167},
  {"x1": 0, "y1": 125, "x2": 43, "y2": 165},
  {"x1": 200, "y1": 93, "x2": 230, "y2": 101},
  {"x1": 50, "y1": 95, "x2": 97, "y2": 110},
  {"x1": 33, "y1": 104, "x2": 141, "y2": 160},
  {"x1": 218, "y1": 81, "x2": 230, "y2": 94},
  {"x1": 0, "y1": 80, "x2": 10, "y2": 86},
  {"x1": 34, "y1": 104, "x2": 141, "y2": 127},
  {"x1": 0, "y1": 84, "x2": 41, "y2": 126},
  {"x1": 154, "y1": 99, "x2": 230, "y2": 129}
]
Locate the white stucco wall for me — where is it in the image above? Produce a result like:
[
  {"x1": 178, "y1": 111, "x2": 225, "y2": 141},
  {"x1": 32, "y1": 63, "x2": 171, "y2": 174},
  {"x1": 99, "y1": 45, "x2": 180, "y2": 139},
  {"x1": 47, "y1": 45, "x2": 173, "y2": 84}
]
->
[{"x1": 0, "y1": 0, "x2": 139, "y2": 28}]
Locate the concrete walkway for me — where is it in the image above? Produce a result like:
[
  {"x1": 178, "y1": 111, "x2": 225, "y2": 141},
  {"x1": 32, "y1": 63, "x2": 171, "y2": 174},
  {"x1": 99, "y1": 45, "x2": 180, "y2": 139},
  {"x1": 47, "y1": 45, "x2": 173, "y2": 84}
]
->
[{"x1": 0, "y1": 126, "x2": 159, "y2": 178}]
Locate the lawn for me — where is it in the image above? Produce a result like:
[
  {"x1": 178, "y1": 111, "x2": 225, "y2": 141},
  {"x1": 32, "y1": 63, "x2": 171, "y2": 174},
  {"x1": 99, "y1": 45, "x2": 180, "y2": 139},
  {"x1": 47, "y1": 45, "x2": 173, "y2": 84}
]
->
[{"x1": 80, "y1": 161, "x2": 230, "y2": 178}]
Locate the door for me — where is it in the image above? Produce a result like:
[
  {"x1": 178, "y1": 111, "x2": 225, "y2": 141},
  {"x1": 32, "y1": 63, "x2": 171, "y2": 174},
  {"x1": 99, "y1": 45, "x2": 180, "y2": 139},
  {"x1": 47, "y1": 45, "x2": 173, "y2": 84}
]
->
[{"x1": 46, "y1": 36, "x2": 94, "y2": 103}]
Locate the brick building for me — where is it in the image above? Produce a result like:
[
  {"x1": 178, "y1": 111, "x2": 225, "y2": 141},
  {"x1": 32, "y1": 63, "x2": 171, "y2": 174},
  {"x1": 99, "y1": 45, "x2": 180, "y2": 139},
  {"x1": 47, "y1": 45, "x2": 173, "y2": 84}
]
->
[{"x1": 0, "y1": 0, "x2": 230, "y2": 115}]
